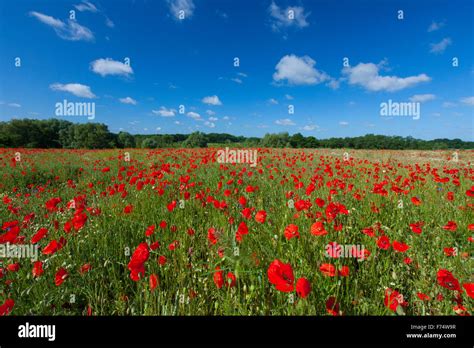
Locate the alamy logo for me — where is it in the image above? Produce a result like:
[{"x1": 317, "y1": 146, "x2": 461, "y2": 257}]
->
[
  {"x1": 18, "y1": 322, "x2": 56, "y2": 341},
  {"x1": 0, "y1": 243, "x2": 38, "y2": 261},
  {"x1": 380, "y1": 99, "x2": 420, "y2": 120},
  {"x1": 216, "y1": 147, "x2": 258, "y2": 167},
  {"x1": 55, "y1": 99, "x2": 95, "y2": 120}
]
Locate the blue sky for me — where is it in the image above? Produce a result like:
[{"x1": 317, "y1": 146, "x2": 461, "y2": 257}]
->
[{"x1": 0, "y1": 0, "x2": 473, "y2": 140}]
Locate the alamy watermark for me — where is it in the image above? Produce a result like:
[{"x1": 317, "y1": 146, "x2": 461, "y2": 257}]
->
[
  {"x1": 216, "y1": 147, "x2": 258, "y2": 167},
  {"x1": 325, "y1": 243, "x2": 366, "y2": 261},
  {"x1": 380, "y1": 99, "x2": 420, "y2": 120},
  {"x1": 0, "y1": 243, "x2": 39, "y2": 261},
  {"x1": 55, "y1": 99, "x2": 95, "y2": 120}
]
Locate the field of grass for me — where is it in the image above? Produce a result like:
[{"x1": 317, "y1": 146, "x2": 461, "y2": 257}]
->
[{"x1": 0, "y1": 148, "x2": 472, "y2": 316}]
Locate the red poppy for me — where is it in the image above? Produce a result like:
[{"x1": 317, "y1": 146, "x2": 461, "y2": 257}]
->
[
  {"x1": 296, "y1": 278, "x2": 311, "y2": 298},
  {"x1": 123, "y1": 205, "x2": 133, "y2": 214},
  {"x1": 310, "y1": 221, "x2": 327, "y2": 236},
  {"x1": 80, "y1": 263, "x2": 92, "y2": 274},
  {"x1": 267, "y1": 259, "x2": 294, "y2": 292},
  {"x1": 320, "y1": 263, "x2": 336, "y2": 277},
  {"x1": 338, "y1": 266, "x2": 350, "y2": 277},
  {"x1": 32, "y1": 261, "x2": 44, "y2": 278},
  {"x1": 411, "y1": 197, "x2": 421, "y2": 206},
  {"x1": 443, "y1": 247, "x2": 456, "y2": 257},
  {"x1": 392, "y1": 240, "x2": 410, "y2": 253},
  {"x1": 376, "y1": 235, "x2": 391, "y2": 250},
  {"x1": 213, "y1": 267, "x2": 224, "y2": 289},
  {"x1": 255, "y1": 210, "x2": 267, "y2": 224},
  {"x1": 128, "y1": 243, "x2": 149, "y2": 281},
  {"x1": 384, "y1": 288, "x2": 405, "y2": 312},
  {"x1": 42, "y1": 239, "x2": 60, "y2": 255},
  {"x1": 31, "y1": 227, "x2": 48, "y2": 244},
  {"x1": 442, "y1": 221, "x2": 457, "y2": 231},
  {"x1": 208, "y1": 227, "x2": 218, "y2": 245},
  {"x1": 0, "y1": 298, "x2": 14, "y2": 316},
  {"x1": 226, "y1": 272, "x2": 236, "y2": 288},
  {"x1": 7, "y1": 263, "x2": 20, "y2": 272},
  {"x1": 417, "y1": 292, "x2": 430, "y2": 301},
  {"x1": 158, "y1": 255, "x2": 167, "y2": 266},
  {"x1": 284, "y1": 224, "x2": 300, "y2": 240},
  {"x1": 463, "y1": 283, "x2": 474, "y2": 299},
  {"x1": 145, "y1": 225, "x2": 156, "y2": 237},
  {"x1": 409, "y1": 222, "x2": 424, "y2": 234},
  {"x1": 149, "y1": 274, "x2": 159, "y2": 291},
  {"x1": 326, "y1": 296, "x2": 340, "y2": 316},
  {"x1": 437, "y1": 269, "x2": 460, "y2": 291},
  {"x1": 236, "y1": 222, "x2": 249, "y2": 242},
  {"x1": 55, "y1": 267, "x2": 68, "y2": 286}
]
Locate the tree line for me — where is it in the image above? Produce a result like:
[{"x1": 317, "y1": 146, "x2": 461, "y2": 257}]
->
[{"x1": 0, "y1": 119, "x2": 472, "y2": 150}]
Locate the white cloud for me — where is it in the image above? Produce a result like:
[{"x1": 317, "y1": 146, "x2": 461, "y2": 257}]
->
[
  {"x1": 430, "y1": 38, "x2": 451, "y2": 54},
  {"x1": 222, "y1": 116, "x2": 230, "y2": 120},
  {"x1": 208, "y1": 117, "x2": 218, "y2": 121},
  {"x1": 268, "y1": 1, "x2": 310, "y2": 31},
  {"x1": 409, "y1": 94, "x2": 436, "y2": 103},
  {"x1": 204, "y1": 121, "x2": 215, "y2": 128},
  {"x1": 237, "y1": 72, "x2": 247, "y2": 77},
  {"x1": 206, "y1": 110, "x2": 216, "y2": 116},
  {"x1": 285, "y1": 94, "x2": 294, "y2": 100},
  {"x1": 202, "y1": 95, "x2": 222, "y2": 105},
  {"x1": 460, "y1": 96, "x2": 474, "y2": 106},
  {"x1": 29, "y1": 11, "x2": 94, "y2": 41},
  {"x1": 428, "y1": 20, "x2": 445, "y2": 32},
  {"x1": 105, "y1": 17, "x2": 115, "y2": 28},
  {"x1": 119, "y1": 97, "x2": 137, "y2": 105},
  {"x1": 187, "y1": 111, "x2": 202, "y2": 120},
  {"x1": 326, "y1": 78, "x2": 341, "y2": 90},
  {"x1": 175, "y1": 121, "x2": 182, "y2": 125},
  {"x1": 7, "y1": 103, "x2": 21, "y2": 108},
  {"x1": 50, "y1": 83, "x2": 96, "y2": 98},
  {"x1": 268, "y1": 98, "x2": 279, "y2": 105},
  {"x1": 302, "y1": 124, "x2": 318, "y2": 131},
  {"x1": 74, "y1": 1, "x2": 98, "y2": 12},
  {"x1": 275, "y1": 118, "x2": 295, "y2": 126},
  {"x1": 152, "y1": 107, "x2": 176, "y2": 117},
  {"x1": 91, "y1": 58, "x2": 133, "y2": 77},
  {"x1": 339, "y1": 121, "x2": 349, "y2": 126},
  {"x1": 273, "y1": 54, "x2": 330, "y2": 85},
  {"x1": 168, "y1": 0, "x2": 195, "y2": 20},
  {"x1": 342, "y1": 61, "x2": 431, "y2": 92},
  {"x1": 442, "y1": 101, "x2": 457, "y2": 108},
  {"x1": 231, "y1": 78, "x2": 243, "y2": 84}
]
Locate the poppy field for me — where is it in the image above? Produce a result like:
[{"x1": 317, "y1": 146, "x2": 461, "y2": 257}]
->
[{"x1": 0, "y1": 148, "x2": 473, "y2": 316}]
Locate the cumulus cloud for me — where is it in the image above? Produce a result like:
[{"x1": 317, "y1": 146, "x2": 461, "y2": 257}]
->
[
  {"x1": 409, "y1": 94, "x2": 436, "y2": 103},
  {"x1": 202, "y1": 95, "x2": 222, "y2": 105},
  {"x1": 206, "y1": 110, "x2": 216, "y2": 116},
  {"x1": 430, "y1": 38, "x2": 451, "y2": 54},
  {"x1": 301, "y1": 124, "x2": 318, "y2": 131},
  {"x1": 50, "y1": 83, "x2": 96, "y2": 98},
  {"x1": 119, "y1": 97, "x2": 137, "y2": 105},
  {"x1": 204, "y1": 121, "x2": 215, "y2": 128},
  {"x1": 74, "y1": 1, "x2": 98, "y2": 12},
  {"x1": 339, "y1": 121, "x2": 349, "y2": 126},
  {"x1": 187, "y1": 111, "x2": 202, "y2": 120},
  {"x1": 427, "y1": 20, "x2": 445, "y2": 32},
  {"x1": 29, "y1": 11, "x2": 94, "y2": 41},
  {"x1": 152, "y1": 107, "x2": 176, "y2": 117},
  {"x1": 168, "y1": 0, "x2": 195, "y2": 20},
  {"x1": 208, "y1": 117, "x2": 218, "y2": 121},
  {"x1": 275, "y1": 118, "x2": 295, "y2": 126},
  {"x1": 268, "y1": 1, "x2": 310, "y2": 31},
  {"x1": 460, "y1": 96, "x2": 474, "y2": 106},
  {"x1": 90, "y1": 58, "x2": 133, "y2": 77},
  {"x1": 342, "y1": 61, "x2": 431, "y2": 92},
  {"x1": 273, "y1": 54, "x2": 330, "y2": 86}
]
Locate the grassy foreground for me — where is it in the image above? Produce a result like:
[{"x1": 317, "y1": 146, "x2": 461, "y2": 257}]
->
[{"x1": 0, "y1": 148, "x2": 472, "y2": 315}]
